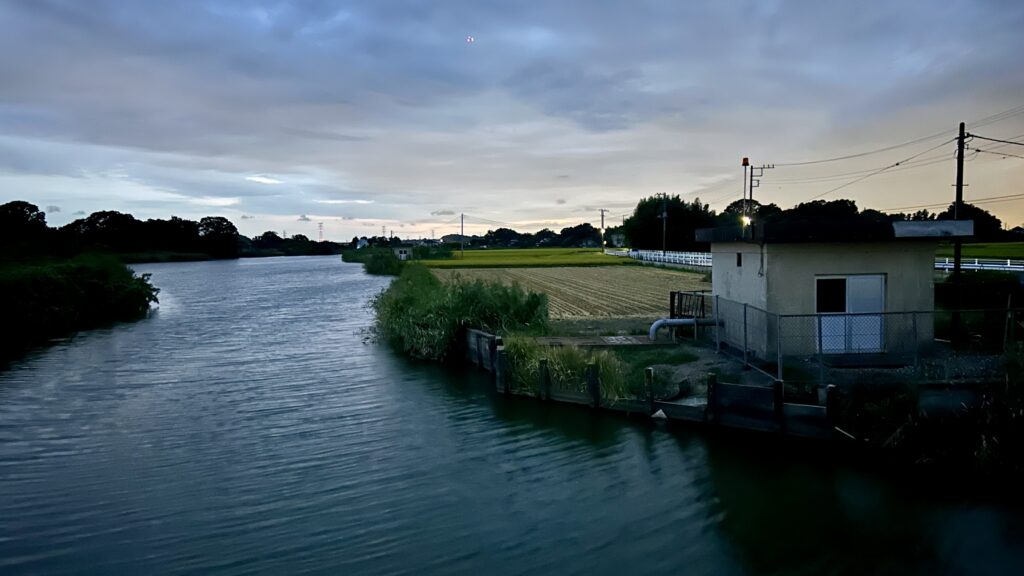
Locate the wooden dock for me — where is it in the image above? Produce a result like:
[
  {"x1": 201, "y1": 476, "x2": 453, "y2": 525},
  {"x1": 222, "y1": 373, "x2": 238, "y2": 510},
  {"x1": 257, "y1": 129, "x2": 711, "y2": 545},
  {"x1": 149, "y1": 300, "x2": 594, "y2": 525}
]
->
[{"x1": 464, "y1": 329, "x2": 835, "y2": 440}]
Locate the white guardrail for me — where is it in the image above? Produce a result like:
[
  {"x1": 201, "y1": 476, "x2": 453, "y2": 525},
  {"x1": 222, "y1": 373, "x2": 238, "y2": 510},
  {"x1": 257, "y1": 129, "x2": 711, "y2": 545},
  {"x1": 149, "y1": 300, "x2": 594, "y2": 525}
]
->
[{"x1": 605, "y1": 249, "x2": 1024, "y2": 272}]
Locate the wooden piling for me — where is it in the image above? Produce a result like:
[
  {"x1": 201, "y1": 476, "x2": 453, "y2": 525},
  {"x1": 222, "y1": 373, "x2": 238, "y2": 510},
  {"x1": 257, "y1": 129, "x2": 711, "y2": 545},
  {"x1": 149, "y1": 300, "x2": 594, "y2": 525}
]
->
[
  {"x1": 495, "y1": 341, "x2": 509, "y2": 394},
  {"x1": 645, "y1": 367, "x2": 655, "y2": 415},
  {"x1": 586, "y1": 363, "x2": 600, "y2": 409},
  {"x1": 706, "y1": 373, "x2": 718, "y2": 423},
  {"x1": 825, "y1": 384, "x2": 838, "y2": 425},
  {"x1": 539, "y1": 358, "x2": 551, "y2": 400}
]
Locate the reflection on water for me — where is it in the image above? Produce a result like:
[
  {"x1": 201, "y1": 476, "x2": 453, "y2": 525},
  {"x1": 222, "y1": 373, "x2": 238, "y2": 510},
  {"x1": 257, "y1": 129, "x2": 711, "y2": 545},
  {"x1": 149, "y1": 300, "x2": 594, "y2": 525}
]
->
[{"x1": 0, "y1": 256, "x2": 1021, "y2": 575}]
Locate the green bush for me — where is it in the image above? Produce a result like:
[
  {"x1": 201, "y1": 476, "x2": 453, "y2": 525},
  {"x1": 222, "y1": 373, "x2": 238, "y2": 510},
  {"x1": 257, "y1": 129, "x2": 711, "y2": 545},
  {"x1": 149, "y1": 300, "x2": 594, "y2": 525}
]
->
[
  {"x1": 372, "y1": 265, "x2": 548, "y2": 361},
  {"x1": 363, "y1": 251, "x2": 405, "y2": 275},
  {"x1": 0, "y1": 255, "x2": 159, "y2": 360}
]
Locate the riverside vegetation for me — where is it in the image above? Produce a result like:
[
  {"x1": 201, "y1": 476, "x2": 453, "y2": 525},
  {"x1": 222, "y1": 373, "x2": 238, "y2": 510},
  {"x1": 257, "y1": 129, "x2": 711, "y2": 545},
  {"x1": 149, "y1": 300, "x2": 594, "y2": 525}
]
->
[
  {"x1": 0, "y1": 255, "x2": 159, "y2": 362},
  {"x1": 370, "y1": 264, "x2": 698, "y2": 401}
]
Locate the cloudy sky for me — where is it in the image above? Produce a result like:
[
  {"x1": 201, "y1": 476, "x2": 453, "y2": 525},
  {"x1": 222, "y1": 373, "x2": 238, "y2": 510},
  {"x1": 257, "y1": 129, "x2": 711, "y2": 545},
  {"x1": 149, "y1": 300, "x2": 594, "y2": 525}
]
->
[{"x1": 2, "y1": 0, "x2": 1023, "y2": 240}]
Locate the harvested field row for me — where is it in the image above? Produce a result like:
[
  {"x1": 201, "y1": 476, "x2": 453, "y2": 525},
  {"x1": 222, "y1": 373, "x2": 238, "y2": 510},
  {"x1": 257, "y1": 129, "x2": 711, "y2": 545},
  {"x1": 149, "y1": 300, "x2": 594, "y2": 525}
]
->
[{"x1": 433, "y1": 266, "x2": 709, "y2": 319}]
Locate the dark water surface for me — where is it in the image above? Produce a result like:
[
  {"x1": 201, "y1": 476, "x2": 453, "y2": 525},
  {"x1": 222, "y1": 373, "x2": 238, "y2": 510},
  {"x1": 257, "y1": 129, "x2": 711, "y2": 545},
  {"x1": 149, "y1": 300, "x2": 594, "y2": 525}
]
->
[{"x1": 1, "y1": 256, "x2": 1022, "y2": 575}]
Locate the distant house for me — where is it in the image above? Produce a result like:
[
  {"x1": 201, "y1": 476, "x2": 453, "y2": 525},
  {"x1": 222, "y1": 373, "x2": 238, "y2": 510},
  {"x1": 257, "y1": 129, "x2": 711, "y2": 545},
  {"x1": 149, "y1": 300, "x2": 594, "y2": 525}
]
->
[
  {"x1": 393, "y1": 246, "x2": 412, "y2": 261},
  {"x1": 695, "y1": 219, "x2": 973, "y2": 358},
  {"x1": 1010, "y1": 225, "x2": 1024, "y2": 236}
]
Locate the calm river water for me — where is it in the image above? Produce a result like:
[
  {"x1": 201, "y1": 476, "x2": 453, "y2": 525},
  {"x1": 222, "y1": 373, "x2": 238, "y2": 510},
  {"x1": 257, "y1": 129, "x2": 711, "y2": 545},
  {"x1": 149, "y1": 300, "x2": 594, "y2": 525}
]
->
[{"x1": 1, "y1": 256, "x2": 1022, "y2": 575}]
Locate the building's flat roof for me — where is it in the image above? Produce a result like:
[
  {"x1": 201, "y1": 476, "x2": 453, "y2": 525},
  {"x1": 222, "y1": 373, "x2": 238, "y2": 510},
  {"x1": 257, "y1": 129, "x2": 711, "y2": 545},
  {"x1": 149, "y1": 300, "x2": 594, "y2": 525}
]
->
[{"x1": 696, "y1": 220, "x2": 974, "y2": 244}]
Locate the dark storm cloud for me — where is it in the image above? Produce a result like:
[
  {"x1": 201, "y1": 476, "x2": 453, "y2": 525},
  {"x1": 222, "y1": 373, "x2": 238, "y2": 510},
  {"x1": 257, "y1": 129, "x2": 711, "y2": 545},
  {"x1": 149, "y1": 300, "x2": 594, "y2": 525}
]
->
[
  {"x1": 297, "y1": 214, "x2": 311, "y2": 222},
  {"x1": 46, "y1": 205, "x2": 61, "y2": 213},
  {"x1": 431, "y1": 210, "x2": 455, "y2": 216}
]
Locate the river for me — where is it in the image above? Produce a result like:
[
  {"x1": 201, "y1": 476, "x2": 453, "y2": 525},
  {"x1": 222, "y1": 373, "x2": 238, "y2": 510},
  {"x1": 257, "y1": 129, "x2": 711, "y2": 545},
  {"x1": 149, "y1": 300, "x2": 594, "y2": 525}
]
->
[{"x1": 1, "y1": 256, "x2": 1022, "y2": 575}]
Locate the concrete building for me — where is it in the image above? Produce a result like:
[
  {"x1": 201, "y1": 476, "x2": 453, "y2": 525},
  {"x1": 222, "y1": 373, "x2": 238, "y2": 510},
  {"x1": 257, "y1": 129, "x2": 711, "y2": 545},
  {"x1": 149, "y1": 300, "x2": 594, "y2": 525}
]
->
[
  {"x1": 696, "y1": 219, "x2": 973, "y2": 359},
  {"x1": 393, "y1": 246, "x2": 412, "y2": 261}
]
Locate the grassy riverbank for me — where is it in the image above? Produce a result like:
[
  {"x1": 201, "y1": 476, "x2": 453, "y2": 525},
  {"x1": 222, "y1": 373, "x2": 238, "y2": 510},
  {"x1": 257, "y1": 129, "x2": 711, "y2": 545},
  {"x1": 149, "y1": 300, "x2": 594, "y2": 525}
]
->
[{"x1": 0, "y1": 255, "x2": 159, "y2": 362}]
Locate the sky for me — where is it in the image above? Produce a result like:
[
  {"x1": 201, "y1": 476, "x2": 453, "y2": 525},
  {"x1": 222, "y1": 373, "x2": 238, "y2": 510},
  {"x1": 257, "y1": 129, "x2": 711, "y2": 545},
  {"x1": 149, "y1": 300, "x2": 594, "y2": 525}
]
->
[{"x1": 2, "y1": 0, "x2": 1024, "y2": 241}]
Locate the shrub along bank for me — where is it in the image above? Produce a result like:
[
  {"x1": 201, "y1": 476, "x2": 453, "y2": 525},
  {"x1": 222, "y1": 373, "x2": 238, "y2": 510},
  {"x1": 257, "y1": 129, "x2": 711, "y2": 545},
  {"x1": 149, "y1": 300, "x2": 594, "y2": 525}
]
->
[
  {"x1": 0, "y1": 255, "x2": 159, "y2": 362},
  {"x1": 371, "y1": 264, "x2": 547, "y2": 360}
]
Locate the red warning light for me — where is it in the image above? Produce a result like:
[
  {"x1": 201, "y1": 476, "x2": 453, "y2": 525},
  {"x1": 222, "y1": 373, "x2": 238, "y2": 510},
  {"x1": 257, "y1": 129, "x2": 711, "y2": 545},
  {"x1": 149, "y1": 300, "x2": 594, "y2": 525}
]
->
[{"x1": 741, "y1": 157, "x2": 749, "y2": 167}]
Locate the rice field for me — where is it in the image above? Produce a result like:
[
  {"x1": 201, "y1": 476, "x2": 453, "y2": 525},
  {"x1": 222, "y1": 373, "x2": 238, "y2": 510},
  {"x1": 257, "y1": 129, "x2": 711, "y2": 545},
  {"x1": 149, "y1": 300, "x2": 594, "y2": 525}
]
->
[
  {"x1": 422, "y1": 248, "x2": 633, "y2": 268},
  {"x1": 433, "y1": 266, "x2": 709, "y2": 319}
]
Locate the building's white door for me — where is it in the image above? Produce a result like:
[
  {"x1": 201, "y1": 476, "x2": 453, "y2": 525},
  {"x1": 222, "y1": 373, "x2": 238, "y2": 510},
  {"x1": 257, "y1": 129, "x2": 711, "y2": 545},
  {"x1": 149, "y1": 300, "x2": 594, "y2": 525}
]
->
[
  {"x1": 846, "y1": 275, "x2": 885, "y2": 352},
  {"x1": 816, "y1": 275, "x2": 885, "y2": 353}
]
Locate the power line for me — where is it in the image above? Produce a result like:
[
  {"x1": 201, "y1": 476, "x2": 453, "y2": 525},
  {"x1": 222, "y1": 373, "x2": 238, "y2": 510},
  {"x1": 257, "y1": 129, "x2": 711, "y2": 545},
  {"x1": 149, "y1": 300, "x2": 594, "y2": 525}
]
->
[
  {"x1": 772, "y1": 102, "x2": 1024, "y2": 167},
  {"x1": 967, "y1": 134, "x2": 1024, "y2": 147},
  {"x1": 770, "y1": 150, "x2": 957, "y2": 184},
  {"x1": 973, "y1": 148, "x2": 1024, "y2": 160},
  {"x1": 802, "y1": 137, "x2": 957, "y2": 201},
  {"x1": 879, "y1": 192, "x2": 1024, "y2": 213}
]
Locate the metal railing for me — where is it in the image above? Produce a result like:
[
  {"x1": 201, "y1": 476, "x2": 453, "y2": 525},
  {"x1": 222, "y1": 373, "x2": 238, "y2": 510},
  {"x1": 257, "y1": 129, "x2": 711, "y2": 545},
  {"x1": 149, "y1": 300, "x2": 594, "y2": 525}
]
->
[
  {"x1": 605, "y1": 249, "x2": 712, "y2": 267},
  {"x1": 692, "y1": 294, "x2": 1023, "y2": 391},
  {"x1": 606, "y1": 249, "x2": 1024, "y2": 272}
]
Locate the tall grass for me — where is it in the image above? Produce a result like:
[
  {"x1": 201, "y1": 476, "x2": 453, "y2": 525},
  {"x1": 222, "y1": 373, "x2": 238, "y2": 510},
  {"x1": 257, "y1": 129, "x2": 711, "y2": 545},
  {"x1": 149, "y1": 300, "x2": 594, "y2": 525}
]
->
[
  {"x1": 0, "y1": 254, "x2": 159, "y2": 361},
  {"x1": 504, "y1": 336, "x2": 632, "y2": 400},
  {"x1": 371, "y1": 265, "x2": 548, "y2": 361}
]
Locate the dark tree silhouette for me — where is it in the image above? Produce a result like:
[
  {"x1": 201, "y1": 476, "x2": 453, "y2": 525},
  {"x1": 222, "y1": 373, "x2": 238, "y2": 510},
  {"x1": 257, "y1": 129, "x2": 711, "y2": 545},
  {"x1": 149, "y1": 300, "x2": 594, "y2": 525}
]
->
[
  {"x1": 936, "y1": 202, "x2": 1004, "y2": 240},
  {"x1": 198, "y1": 216, "x2": 240, "y2": 258}
]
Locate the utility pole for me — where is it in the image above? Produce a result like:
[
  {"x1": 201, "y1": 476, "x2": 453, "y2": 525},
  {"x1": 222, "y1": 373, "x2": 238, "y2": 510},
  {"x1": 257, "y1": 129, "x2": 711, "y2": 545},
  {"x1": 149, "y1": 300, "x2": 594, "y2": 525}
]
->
[
  {"x1": 749, "y1": 163, "x2": 774, "y2": 207},
  {"x1": 952, "y1": 121, "x2": 966, "y2": 343},
  {"x1": 953, "y1": 121, "x2": 966, "y2": 278},
  {"x1": 598, "y1": 208, "x2": 608, "y2": 247},
  {"x1": 318, "y1": 222, "x2": 323, "y2": 242},
  {"x1": 460, "y1": 212, "x2": 465, "y2": 259}
]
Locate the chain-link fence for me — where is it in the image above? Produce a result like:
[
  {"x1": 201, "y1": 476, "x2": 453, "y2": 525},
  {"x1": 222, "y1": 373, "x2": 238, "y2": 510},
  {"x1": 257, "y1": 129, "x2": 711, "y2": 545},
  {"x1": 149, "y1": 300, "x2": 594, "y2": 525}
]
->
[{"x1": 686, "y1": 294, "x2": 1024, "y2": 395}]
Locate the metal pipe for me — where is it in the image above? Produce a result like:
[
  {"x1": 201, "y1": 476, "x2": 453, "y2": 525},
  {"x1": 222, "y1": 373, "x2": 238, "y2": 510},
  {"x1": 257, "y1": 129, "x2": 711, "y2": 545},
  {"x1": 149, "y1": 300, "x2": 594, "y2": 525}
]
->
[{"x1": 648, "y1": 317, "x2": 717, "y2": 341}]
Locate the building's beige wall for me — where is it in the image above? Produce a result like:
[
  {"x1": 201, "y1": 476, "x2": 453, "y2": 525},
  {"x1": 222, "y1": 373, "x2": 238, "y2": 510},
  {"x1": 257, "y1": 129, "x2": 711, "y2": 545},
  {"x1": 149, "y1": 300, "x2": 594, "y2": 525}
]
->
[
  {"x1": 710, "y1": 242, "x2": 768, "y2": 308},
  {"x1": 764, "y1": 242, "x2": 937, "y2": 355},
  {"x1": 764, "y1": 241, "x2": 936, "y2": 315},
  {"x1": 711, "y1": 243, "x2": 770, "y2": 358}
]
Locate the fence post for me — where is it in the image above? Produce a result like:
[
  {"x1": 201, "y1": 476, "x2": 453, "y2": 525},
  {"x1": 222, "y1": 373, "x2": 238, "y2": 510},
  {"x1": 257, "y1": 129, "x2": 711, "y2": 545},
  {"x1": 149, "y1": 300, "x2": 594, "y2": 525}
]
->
[
  {"x1": 911, "y1": 313, "x2": 919, "y2": 368},
  {"x1": 825, "y1": 384, "x2": 838, "y2": 426},
  {"x1": 775, "y1": 314, "x2": 783, "y2": 382},
  {"x1": 742, "y1": 303, "x2": 749, "y2": 367},
  {"x1": 774, "y1": 380, "x2": 784, "y2": 431},
  {"x1": 706, "y1": 373, "x2": 718, "y2": 423},
  {"x1": 645, "y1": 367, "x2": 655, "y2": 414},
  {"x1": 539, "y1": 358, "x2": 550, "y2": 400},
  {"x1": 714, "y1": 295, "x2": 721, "y2": 352},
  {"x1": 816, "y1": 314, "x2": 825, "y2": 391},
  {"x1": 476, "y1": 332, "x2": 484, "y2": 367},
  {"x1": 586, "y1": 363, "x2": 600, "y2": 409}
]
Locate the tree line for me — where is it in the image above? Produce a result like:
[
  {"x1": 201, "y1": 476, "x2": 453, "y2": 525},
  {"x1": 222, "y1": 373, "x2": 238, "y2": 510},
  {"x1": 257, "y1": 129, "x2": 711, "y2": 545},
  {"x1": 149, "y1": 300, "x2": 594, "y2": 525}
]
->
[
  {"x1": 352, "y1": 223, "x2": 604, "y2": 251},
  {"x1": 618, "y1": 195, "x2": 1013, "y2": 251},
  {"x1": 0, "y1": 201, "x2": 343, "y2": 261}
]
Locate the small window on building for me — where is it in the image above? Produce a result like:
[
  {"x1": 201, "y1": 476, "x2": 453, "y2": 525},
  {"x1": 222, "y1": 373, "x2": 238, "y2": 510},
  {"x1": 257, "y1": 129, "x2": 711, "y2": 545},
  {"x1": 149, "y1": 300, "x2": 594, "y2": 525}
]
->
[
  {"x1": 736, "y1": 252, "x2": 742, "y2": 267},
  {"x1": 816, "y1": 278, "x2": 846, "y2": 313}
]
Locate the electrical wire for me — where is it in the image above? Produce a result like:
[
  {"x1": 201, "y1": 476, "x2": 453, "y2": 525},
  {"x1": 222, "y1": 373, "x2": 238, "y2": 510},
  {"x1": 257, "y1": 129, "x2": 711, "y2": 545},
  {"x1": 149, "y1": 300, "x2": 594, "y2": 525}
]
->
[
  {"x1": 801, "y1": 138, "x2": 957, "y2": 201},
  {"x1": 880, "y1": 192, "x2": 1024, "y2": 213},
  {"x1": 771, "y1": 103, "x2": 1024, "y2": 167},
  {"x1": 967, "y1": 134, "x2": 1024, "y2": 147},
  {"x1": 972, "y1": 148, "x2": 1024, "y2": 160}
]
